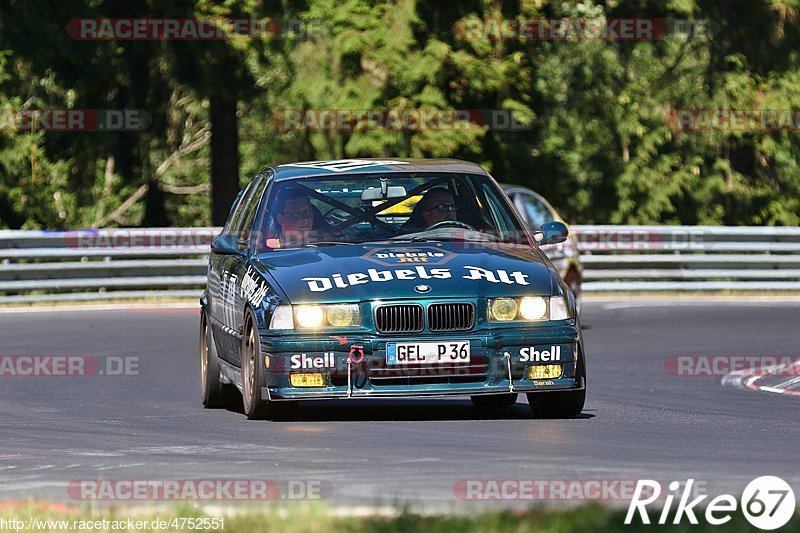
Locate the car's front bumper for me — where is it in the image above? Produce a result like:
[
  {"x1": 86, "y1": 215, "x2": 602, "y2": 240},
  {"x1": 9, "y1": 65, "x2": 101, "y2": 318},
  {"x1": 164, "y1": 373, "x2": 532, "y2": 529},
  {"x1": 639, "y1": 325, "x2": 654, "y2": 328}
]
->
[{"x1": 259, "y1": 323, "x2": 583, "y2": 400}]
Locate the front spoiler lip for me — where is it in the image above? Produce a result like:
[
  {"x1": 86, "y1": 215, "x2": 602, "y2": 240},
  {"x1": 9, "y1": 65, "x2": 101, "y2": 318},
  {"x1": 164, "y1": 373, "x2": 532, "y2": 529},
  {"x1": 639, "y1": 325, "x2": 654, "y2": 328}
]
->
[{"x1": 263, "y1": 377, "x2": 585, "y2": 401}]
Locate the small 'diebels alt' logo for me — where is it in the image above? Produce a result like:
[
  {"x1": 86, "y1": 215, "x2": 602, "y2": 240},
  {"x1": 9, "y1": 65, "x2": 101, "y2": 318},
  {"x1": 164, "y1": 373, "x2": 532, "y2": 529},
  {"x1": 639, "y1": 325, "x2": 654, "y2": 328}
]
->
[{"x1": 626, "y1": 476, "x2": 796, "y2": 530}]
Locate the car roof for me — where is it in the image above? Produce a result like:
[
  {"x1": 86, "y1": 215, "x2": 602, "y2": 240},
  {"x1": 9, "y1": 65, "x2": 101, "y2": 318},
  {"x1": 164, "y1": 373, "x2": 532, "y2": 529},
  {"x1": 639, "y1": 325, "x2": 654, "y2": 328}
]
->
[
  {"x1": 500, "y1": 183, "x2": 562, "y2": 219},
  {"x1": 266, "y1": 158, "x2": 488, "y2": 181},
  {"x1": 500, "y1": 183, "x2": 549, "y2": 204}
]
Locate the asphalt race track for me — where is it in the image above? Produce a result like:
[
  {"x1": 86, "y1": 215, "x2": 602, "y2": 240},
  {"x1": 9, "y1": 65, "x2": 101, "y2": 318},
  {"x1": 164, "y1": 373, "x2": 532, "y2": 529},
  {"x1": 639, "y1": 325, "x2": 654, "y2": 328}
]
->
[{"x1": 1, "y1": 299, "x2": 798, "y2": 509}]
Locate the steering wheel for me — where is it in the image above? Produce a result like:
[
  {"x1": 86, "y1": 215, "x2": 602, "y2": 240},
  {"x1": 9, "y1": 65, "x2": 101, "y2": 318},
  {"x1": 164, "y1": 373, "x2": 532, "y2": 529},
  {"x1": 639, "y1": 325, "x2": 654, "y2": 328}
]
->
[{"x1": 425, "y1": 220, "x2": 475, "y2": 231}]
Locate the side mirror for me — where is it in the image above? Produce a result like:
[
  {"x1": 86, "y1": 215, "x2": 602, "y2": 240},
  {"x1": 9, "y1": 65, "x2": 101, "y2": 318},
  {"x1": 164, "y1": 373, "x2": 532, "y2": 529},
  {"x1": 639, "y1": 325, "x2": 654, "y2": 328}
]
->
[
  {"x1": 211, "y1": 234, "x2": 247, "y2": 255},
  {"x1": 537, "y1": 221, "x2": 569, "y2": 246}
]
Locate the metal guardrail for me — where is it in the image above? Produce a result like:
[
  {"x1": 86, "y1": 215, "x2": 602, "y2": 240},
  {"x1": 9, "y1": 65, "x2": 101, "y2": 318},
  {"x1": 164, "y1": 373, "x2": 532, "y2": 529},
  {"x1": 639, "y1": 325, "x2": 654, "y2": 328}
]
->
[
  {"x1": 0, "y1": 228, "x2": 213, "y2": 303},
  {"x1": 572, "y1": 225, "x2": 800, "y2": 292},
  {"x1": 0, "y1": 226, "x2": 798, "y2": 302}
]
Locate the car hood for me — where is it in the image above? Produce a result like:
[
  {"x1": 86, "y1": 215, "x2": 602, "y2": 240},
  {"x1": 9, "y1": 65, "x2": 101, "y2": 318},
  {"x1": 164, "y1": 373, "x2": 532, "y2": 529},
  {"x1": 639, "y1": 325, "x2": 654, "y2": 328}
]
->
[{"x1": 254, "y1": 242, "x2": 555, "y2": 304}]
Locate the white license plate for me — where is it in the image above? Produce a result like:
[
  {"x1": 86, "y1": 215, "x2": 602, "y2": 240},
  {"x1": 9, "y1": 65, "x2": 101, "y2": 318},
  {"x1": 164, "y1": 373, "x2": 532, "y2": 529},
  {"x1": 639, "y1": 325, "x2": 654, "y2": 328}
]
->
[{"x1": 386, "y1": 341, "x2": 470, "y2": 365}]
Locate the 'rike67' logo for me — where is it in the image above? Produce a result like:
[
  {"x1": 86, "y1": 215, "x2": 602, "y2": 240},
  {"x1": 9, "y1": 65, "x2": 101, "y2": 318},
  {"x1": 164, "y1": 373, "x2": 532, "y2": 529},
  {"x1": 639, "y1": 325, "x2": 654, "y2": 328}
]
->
[{"x1": 626, "y1": 476, "x2": 795, "y2": 530}]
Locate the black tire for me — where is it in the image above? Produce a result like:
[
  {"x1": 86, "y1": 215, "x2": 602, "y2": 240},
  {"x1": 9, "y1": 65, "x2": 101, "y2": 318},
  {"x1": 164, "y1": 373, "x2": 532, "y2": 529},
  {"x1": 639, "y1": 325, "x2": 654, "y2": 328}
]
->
[
  {"x1": 527, "y1": 348, "x2": 586, "y2": 418},
  {"x1": 200, "y1": 310, "x2": 235, "y2": 408},
  {"x1": 241, "y1": 311, "x2": 296, "y2": 420},
  {"x1": 471, "y1": 393, "x2": 518, "y2": 408}
]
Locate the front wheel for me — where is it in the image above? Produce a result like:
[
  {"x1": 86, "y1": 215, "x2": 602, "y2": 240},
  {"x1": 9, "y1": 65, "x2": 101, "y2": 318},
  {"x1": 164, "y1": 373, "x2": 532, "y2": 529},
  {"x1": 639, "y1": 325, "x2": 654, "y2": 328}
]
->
[
  {"x1": 471, "y1": 393, "x2": 518, "y2": 408},
  {"x1": 527, "y1": 349, "x2": 586, "y2": 418},
  {"x1": 241, "y1": 311, "x2": 296, "y2": 420},
  {"x1": 200, "y1": 311, "x2": 235, "y2": 408},
  {"x1": 527, "y1": 389, "x2": 585, "y2": 419}
]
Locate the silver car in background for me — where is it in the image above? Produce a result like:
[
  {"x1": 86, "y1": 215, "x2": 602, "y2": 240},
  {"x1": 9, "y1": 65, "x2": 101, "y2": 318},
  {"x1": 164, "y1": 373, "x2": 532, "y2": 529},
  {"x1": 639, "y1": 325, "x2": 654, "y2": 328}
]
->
[{"x1": 502, "y1": 185, "x2": 583, "y2": 312}]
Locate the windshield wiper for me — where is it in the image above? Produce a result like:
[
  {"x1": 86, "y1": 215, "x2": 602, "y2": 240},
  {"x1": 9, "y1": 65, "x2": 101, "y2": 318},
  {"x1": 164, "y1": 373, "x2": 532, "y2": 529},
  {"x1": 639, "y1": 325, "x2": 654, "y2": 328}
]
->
[
  {"x1": 302, "y1": 241, "x2": 354, "y2": 248},
  {"x1": 398, "y1": 233, "x2": 500, "y2": 243},
  {"x1": 386, "y1": 237, "x2": 435, "y2": 242}
]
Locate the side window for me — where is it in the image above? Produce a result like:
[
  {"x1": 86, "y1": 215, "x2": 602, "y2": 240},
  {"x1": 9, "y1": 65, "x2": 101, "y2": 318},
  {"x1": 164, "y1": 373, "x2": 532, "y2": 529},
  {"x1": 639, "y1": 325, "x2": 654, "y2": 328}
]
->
[
  {"x1": 479, "y1": 183, "x2": 511, "y2": 235},
  {"x1": 223, "y1": 182, "x2": 255, "y2": 235},
  {"x1": 237, "y1": 176, "x2": 268, "y2": 243},
  {"x1": 518, "y1": 194, "x2": 553, "y2": 229}
]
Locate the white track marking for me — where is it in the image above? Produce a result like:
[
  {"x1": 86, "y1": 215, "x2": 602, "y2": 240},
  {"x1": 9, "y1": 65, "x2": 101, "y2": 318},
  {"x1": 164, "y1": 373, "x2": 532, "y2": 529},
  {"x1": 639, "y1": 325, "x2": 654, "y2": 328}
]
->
[{"x1": 722, "y1": 360, "x2": 800, "y2": 397}]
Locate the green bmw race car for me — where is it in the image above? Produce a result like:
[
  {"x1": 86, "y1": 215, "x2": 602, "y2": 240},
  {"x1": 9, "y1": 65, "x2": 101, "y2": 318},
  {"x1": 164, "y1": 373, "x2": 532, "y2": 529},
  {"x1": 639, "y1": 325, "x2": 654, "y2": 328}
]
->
[{"x1": 200, "y1": 159, "x2": 586, "y2": 419}]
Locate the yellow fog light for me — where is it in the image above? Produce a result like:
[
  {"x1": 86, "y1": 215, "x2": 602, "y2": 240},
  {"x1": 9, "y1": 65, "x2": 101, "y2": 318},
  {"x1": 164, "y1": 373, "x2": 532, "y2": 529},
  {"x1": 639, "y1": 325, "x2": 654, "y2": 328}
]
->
[
  {"x1": 327, "y1": 305, "x2": 358, "y2": 327},
  {"x1": 290, "y1": 373, "x2": 326, "y2": 387},
  {"x1": 526, "y1": 364, "x2": 563, "y2": 380},
  {"x1": 519, "y1": 297, "x2": 547, "y2": 320},
  {"x1": 295, "y1": 306, "x2": 324, "y2": 328},
  {"x1": 490, "y1": 298, "x2": 518, "y2": 321}
]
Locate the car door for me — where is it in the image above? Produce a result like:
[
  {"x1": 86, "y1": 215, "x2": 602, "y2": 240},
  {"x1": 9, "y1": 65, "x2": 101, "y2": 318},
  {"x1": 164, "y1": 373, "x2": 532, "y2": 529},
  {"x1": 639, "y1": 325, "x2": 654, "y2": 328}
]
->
[
  {"x1": 224, "y1": 175, "x2": 269, "y2": 366},
  {"x1": 209, "y1": 177, "x2": 264, "y2": 365}
]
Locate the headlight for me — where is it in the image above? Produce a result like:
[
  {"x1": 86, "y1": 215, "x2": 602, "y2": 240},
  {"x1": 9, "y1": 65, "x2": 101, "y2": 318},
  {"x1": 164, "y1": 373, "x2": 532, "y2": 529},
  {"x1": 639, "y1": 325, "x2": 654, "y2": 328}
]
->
[
  {"x1": 488, "y1": 296, "x2": 570, "y2": 322},
  {"x1": 549, "y1": 296, "x2": 569, "y2": 320},
  {"x1": 489, "y1": 298, "x2": 518, "y2": 321},
  {"x1": 269, "y1": 305, "x2": 294, "y2": 329},
  {"x1": 296, "y1": 305, "x2": 324, "y2": 328},
  {"x1": 519, "y1": 297, "x2": 547, "y2": 320},
  {"x1": 277, "y1": 304, "x2": 361, "y2": 329},
  {"x1": 327, "y1": 305, "x2": 358, "y2": 327}
]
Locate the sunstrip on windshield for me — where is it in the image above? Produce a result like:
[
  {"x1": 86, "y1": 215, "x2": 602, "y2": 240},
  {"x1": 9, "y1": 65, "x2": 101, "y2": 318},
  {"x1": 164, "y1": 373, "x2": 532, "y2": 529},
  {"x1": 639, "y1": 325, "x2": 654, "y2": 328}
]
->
[{"x1": 279, "y1": 159, "x2": 410, "y2": 173}]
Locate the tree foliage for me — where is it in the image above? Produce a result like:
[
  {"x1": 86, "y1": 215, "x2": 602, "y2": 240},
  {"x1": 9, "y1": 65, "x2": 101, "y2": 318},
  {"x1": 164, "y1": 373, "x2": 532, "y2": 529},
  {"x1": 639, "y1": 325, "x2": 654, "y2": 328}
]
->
[{"x1": 1, "y1": 0, "x2": 798, "y2": 228}]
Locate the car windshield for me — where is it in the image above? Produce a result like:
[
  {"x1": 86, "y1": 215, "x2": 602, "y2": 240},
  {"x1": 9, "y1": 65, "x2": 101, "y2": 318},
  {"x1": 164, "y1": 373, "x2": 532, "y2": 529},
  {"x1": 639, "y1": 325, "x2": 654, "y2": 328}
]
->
[{"x1": 255, "y1": 173, "x2": 528, "y2": 250}]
